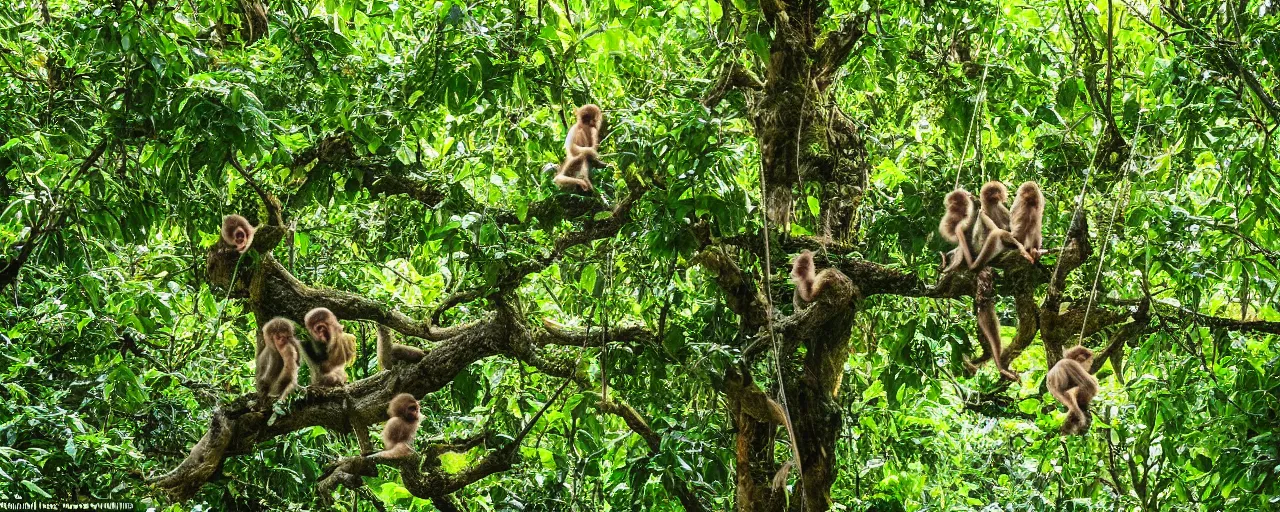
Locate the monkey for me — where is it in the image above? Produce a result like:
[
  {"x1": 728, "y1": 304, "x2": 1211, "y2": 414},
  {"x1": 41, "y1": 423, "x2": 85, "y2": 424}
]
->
[
  {"x1": 256, "y1": 317, "x2": 300, "y2": 400},
  {"x1": 302, "y1": 307, "x2": 358, "y2": 387},
  {"x1": 1010, "y1": 181, "x2": 1046, "y2": 262},
  {"x1": 554, "y1": 103, "x2": 605, "y2": 192},
  {"x1": 978, "y1": 181, "x2": 1011, "y2": 231},
  {"x1": 373, "y1": 393, "x2": 421, "y2": 459},
  {"x1": 790, "y1": 250, "x2": 845, "y2": 309},
  {"x1": 221, "y1": 214, "x2": 256, "y2": 253},
  {"x1": 376, "y1": 324, "x2": 425, "y2": 370},
  {"x1": 962, "y1": 183, "x2": 1013, "y2": 270},
  {"x1": 939, "y1": 188, "x2": 978, "y2": 272},
  {"x1": 1046, "y1": 345, "x2": 1099, "y2": 435}
]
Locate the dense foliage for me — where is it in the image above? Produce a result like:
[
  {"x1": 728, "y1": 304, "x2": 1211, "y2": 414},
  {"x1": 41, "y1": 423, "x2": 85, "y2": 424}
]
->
[{"x1": 1, "y1": 0, "x2": 1278, "y2": 509}]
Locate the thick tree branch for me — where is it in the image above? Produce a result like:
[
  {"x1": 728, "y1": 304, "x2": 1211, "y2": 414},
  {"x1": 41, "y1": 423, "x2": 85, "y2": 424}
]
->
[
  {"x1": 292, "y1": 132, "x2": 615, "y2": 228},
  {"x1": 422, "y1": 430, "x2": 492, "y2": 458},
  {"x1": 813, "y1": 14, "x2": 870, "y2": 88},
  {"x1": 691, "y1": 246, "x2": 770, "y2": 332},
  {"x1": 703, "y1": 61, "x2": 765, "y2": 109},
  {"x1": 724, "y1": 367, "x2": 787, "y2": 424},
  {"x1": 152, "y1": 306, "x2": 548, "y2": 500},
  {"x1": 536, "y1": 318, "x2": 653, "y2": 348}
]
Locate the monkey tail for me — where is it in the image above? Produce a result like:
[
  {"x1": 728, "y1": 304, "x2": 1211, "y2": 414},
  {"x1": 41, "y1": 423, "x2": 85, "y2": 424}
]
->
[{"x1": 376, "y1": 325, "x2": 392, "y2": 370}]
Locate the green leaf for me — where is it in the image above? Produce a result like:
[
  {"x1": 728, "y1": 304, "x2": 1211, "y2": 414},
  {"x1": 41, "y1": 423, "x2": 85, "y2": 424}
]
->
[{"x1": 21, "y1": 481, "x2": 52, "y2": 499}]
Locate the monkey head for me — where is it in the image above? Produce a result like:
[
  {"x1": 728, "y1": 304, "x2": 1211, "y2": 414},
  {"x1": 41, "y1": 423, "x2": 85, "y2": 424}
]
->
[
  {"x1": 979, "y1": 181, "x2": 1008, "y2": 207},
  {"x1": 1016, "y1": 181, "x2": 1042, "y2": 207},
  {"x1": 389, "y1": 393, "x2": 420, "y2": 422},
  {"x1": 262, "y1": 317, "x2": 296, "y2": 348},
  {"x1": 944, "y1": 189, "x2": 974, "y2": 217},
  {"x1": 304, "y1": 307, "x2": 342, "y2": 343},
  {"x1": 576, "y1": 104, "x2": 602, "y2": 128},
  {"x1": 221, "y1": 214, "x2": 256, "y2": 253},
  {"x1": 1063, "y1": 345, "x2": 1093, "y2": 365}
]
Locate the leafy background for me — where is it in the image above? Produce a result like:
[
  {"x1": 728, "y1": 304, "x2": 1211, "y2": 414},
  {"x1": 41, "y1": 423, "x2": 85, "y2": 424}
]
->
[{"x1": 1, "y1": 0, "x2": 1278, "y2": 509}]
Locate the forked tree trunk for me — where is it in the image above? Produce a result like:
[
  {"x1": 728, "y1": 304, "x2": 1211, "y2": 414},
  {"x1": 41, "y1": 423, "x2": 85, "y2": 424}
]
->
[{"x1": 720, "y1": 1, "x2": 869, "y2": 509}]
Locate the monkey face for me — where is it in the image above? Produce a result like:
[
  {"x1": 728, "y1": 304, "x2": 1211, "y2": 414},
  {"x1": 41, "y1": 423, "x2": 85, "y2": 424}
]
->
[
  {"x1": 1018, "y1": 183, "x2": 1041, "y2": 205},
  {"x1": 1065, "y1": 346, "x2": 1093, "y2": 363},
  {"x1": 271, "y1": 333, "x2": 294, "y2": 351},
  {"x1": 402, "y1": 402, "x2": 420, "y2": 422},
  {"x1": 389, "y1": 394, "x2": 420, "y2": 421},
  {"x1": 262, "y1": 317, "x2": 295, "y2": 343},
  {"x1": 304, "y1": 308, "x2": 342, "y2": 343},
  {"x1": 578, "y1": 104, "x2": 602, "y2": 127}
]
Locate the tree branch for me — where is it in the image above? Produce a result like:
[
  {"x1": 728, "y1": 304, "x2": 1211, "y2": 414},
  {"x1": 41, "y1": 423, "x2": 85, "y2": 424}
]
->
[
  {"x1": 1151, "y1": 301, "x2": 1280, "y2": 335},
  {"x1": 814, "y1": 14, "x2": 870, "y2": 87},
  {"x1": 591, "y1": 392, "x2": 709, "y2": 512}
]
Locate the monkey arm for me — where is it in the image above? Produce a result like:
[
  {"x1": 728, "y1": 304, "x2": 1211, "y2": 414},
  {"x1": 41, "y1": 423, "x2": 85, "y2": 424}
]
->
[
  {"x1": 954, "y1": 225, "x2": 975, "y2": 267},
  {"x1": 273, "y1": 357, "x2": 298, "y2": 397},
  {"x1": 271, "y1": 344, "x2": 299, "y2": 396},
  {"x1": 1047, "y1": 380, "x2": 1074, "y2": 413},
  {"x1": 553, "y1": 174, "x2": 592, "y2": 192},
  {"x1": 569, "y1": 144, "x2": 599, "y2": 158},
  {"x1": 299, "y1": 338, "x2": 328, "y2": 370},
  {"x1": 377, "y1": 325, "x2": 424, "y2": 369}
]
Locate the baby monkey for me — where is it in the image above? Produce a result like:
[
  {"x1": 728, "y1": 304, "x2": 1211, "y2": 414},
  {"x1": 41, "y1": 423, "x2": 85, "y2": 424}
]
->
[
  {"x1": 221, "y1": 214, "x2": 256, "y2": 253},
  {"x1": 554, "y1": 103, "x2": 605, "y2": 192},
  {"x1": 1046, "y1": 346, "x2": 1098, "y2": 435},
  {"x1": 256, "y1": 317, "x2": 301, "y2": 400},
  {"x1": 302, "y1": 307, "x2": 358, "y2": 387},
  {"x1": 374, "y1": 393, "x2": 422, "y2": 459}
]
